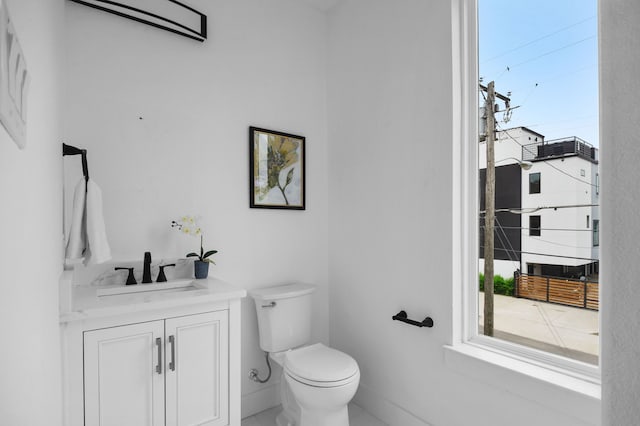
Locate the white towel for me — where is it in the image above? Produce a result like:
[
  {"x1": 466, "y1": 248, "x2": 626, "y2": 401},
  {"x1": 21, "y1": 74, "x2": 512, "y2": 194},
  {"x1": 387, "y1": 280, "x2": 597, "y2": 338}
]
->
[
  {"x1": 65, "y1": 178, "x2": 87, "y2": 260},
  {"x1": 65, "y1": 178, "x2": 111, "y2": 264},
  {"x1": 85, "y1": 179, "x2": 111, "y2": 264}
]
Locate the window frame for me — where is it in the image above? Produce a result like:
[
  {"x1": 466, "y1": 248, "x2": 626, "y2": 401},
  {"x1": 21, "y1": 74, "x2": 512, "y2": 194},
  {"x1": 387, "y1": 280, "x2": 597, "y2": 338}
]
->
[
  {"x1": 529, "y1": 172, "x2": 541, "y2": 194},
  {"x1": 529, "y1": 215, "x2": 541, "y2": 236},
  {"x1": 451, "y1": 0, "x2": 600, "y2": 384}
]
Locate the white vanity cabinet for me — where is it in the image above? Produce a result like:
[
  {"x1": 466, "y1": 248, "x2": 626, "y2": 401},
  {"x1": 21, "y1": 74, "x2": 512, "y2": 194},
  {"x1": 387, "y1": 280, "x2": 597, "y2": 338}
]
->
[
  {"x1": 83, "y1": 311, "x2": 229, "y2": 426},
  {"x1": 60, "y1": 276, "x2": 245, "y2": 426}
]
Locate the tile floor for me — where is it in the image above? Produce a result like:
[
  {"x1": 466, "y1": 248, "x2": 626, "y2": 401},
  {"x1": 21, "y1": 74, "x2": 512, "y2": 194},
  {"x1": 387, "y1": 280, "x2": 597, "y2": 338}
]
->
[{"x1": 241, "y1": 403, "x2": 388, "y2": 426}]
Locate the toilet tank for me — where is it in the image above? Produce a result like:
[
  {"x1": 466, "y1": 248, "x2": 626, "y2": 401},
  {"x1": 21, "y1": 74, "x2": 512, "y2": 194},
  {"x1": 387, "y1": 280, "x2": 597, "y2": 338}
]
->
[{"x1": 250, "y1": 283, "x2": 316, "y2": 353}]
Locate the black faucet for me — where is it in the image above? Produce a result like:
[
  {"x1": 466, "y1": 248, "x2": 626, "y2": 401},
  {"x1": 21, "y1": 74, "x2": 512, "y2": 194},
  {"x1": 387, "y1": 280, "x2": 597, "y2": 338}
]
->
[{"x1": 142, "y1": 252, "x2": 152, "y2": 283}]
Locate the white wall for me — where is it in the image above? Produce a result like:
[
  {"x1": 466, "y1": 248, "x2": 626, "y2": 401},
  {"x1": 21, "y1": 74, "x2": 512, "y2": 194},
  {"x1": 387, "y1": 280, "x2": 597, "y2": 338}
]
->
[
  {"x1": 63, "y1": 0, "x2": 329, "y2": 416},
  {"x1": 327, "y1": 1, "x2": 598, "y2": 425},
  {"x1": 600, "y1": 0, "x2": 640, "y2": 424},
  {"x1": 0, "y1": 0, "x2": 65, "y2": 424}
]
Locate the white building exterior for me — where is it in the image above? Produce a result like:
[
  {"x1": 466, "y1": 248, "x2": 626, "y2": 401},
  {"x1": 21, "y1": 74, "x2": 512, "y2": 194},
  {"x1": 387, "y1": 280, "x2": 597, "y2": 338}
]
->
[{"x1": 479, "y1": 127, "x2": 600, "y2": 279}]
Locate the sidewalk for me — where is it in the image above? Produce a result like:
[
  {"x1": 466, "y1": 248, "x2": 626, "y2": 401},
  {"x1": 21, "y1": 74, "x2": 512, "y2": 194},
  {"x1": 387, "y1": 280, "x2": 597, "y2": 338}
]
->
[{"x1": 478, "y1": 293, "x2": 599, "y2": 364}]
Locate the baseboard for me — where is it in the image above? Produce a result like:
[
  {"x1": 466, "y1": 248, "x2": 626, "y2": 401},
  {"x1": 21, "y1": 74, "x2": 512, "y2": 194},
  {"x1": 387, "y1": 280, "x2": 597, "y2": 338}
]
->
[
  {"x1": 353, "y1": 384, "x2": 432, "y2": 426},
  {"x1": 241, "y1": 384, "x2": 281, "y2": 419}
]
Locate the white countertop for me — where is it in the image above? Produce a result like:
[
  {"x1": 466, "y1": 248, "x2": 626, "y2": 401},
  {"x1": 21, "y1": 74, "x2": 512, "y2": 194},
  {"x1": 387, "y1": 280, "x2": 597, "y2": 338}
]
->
[{"x1": 60, "y1": 276, "x2": 246, "y2": 323}]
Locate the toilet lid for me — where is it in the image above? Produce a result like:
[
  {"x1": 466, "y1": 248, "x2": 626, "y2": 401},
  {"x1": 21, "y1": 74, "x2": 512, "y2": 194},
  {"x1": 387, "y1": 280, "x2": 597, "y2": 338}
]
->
[{"x1": 284, "y1": 343, "x2": 359, "y2": 384}]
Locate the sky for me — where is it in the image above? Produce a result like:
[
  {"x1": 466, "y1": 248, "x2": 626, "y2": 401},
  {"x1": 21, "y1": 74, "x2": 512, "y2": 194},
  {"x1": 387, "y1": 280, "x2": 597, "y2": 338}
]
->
[{"x1": 479, "y1": 0, "x2": 599, "y2": 146}]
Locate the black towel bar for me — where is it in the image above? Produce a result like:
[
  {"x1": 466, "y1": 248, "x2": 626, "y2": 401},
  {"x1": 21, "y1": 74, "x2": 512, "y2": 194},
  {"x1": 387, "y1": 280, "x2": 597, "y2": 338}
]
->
[
  {"x1": 62, "y1": 143, "x2": 90, "y2": 188},
  {"x1": 392, "y1": 310, "x2": 434, "y2": 328}
]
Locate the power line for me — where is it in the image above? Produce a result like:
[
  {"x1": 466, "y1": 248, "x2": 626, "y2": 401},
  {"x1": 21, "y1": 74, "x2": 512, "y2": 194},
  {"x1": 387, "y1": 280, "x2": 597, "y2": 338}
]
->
[
  {"x1": 495, "y1": 216, "x2": 522, "y2": 270},
  {"x1": 481, "y1": 16, "x2": 596, "y2": 64},
  {"x1": 479, "y1": 203, "x2": 599, "y2": 215},
  {"x1": 508, "y1": 35, "x2": 596, "y2": 70},
  {"x1": 486, "y1": 36, "x2": 596, "y2": 82},
  {"x1": 481, "y1": 225, "x2": 593, "y2": 232},
  {"x1": 480, "y1": 246, "x2": 598, "y2": 262},
  {"x1": 488, "y1": 63, "x2": 597, "y2": 111},
  {"x1": 496, "y1": 204, "x2": 599, "y2": 214},
  {"x1": 528, "y1": 237, "x2": 597, "y2": 250},
  {"x1": 531, "y1": 63, "x2": 596, "y2": 86},
  {"x1": 519, "y1": 83, "x2": 539, "y2": 107},
  {"x1": 523, "y1": 114, "x2": 598, "y2": 130},
  {"x1": 481, "y1": 223, "x2": 597, "y2": 249}
]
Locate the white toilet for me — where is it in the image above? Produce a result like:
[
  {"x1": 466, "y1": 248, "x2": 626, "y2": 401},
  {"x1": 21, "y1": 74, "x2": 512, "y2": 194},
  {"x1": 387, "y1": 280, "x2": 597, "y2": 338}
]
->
[{"x1": 250, "y1": 283, "x2": 360, "y2": 426}]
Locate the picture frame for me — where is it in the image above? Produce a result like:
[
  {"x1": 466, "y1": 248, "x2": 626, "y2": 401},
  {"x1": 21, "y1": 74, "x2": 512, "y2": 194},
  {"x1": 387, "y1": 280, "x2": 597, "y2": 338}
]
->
[
  {"x1": 68, "y1": 0, "x2": 207, "y2": 42},
  {"x1": 249, "y1": 126, "x2": 305, "y2": 210},
  {"x1": 0, "y1": 0, "x2": 30, "y2": 149}
]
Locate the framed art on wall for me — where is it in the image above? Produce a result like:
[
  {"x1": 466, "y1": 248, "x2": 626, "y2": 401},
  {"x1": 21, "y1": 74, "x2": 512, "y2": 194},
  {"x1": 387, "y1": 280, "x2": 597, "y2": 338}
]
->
[
  {"x1": 0, "y1": 0, "x2": 30, "y2": 149},
  {"x1": 249, "y1": 126, "x2": 305, "y2": 210}
]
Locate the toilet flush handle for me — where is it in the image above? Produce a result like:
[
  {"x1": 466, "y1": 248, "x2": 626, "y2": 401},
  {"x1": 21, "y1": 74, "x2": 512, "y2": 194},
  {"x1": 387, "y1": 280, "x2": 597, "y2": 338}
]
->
[{"x1": 261, "y1": 301, "x2": 277, "y2": 308}]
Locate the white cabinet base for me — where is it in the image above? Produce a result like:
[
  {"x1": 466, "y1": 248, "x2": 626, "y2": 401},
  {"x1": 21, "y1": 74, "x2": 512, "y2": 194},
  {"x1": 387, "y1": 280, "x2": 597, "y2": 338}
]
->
[{"x1": 61, "y1": 298, "x2": 242, "y2": 426}]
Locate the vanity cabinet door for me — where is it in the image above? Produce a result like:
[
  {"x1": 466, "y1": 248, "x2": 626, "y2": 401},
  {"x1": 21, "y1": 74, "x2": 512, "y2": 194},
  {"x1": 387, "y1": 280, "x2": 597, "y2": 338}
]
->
[
  {"x1": 165, "y1": 311, "x2": 229, "y2": 426},
  {"x1": 84, "y1": 320, "x2": 166, "y2": 426}
]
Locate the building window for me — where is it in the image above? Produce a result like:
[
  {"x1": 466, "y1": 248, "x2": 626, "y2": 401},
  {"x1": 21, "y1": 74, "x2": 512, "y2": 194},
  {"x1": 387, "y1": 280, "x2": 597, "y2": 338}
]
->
[
  {"x1": 529, "y1": 172, "x2": 541, "y2": 194},
  {"x1": 529, "y1": 215, "x2": 541, "y2": 236},
  {"x1": 596, "y1": 173, "x2": 600, "y2": 195},
  {"x1": 593, "y1": 220, "x2": 600, "y2": 246},
  {"x1": 587, "y1": 215, "x2": 590, "y2": 228}
]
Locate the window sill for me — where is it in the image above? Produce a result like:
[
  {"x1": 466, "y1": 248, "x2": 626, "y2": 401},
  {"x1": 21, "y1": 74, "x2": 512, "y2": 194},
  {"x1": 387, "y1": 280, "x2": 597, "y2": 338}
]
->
[{"x1": 444, "y1": 343, "x2": 600, "y2": 424}]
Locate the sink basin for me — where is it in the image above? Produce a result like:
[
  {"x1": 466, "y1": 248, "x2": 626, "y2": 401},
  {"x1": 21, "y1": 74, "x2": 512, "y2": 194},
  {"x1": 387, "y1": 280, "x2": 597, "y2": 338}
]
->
[{"x1": 96, "y1": 279, "x2": 205, "y2": 297}]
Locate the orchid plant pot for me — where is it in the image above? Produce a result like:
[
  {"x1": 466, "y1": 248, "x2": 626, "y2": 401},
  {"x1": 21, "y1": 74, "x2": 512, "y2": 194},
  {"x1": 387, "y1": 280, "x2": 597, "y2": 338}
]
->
[{"x1": 194, "y1": 260, "x2": 209, "y2": 279}]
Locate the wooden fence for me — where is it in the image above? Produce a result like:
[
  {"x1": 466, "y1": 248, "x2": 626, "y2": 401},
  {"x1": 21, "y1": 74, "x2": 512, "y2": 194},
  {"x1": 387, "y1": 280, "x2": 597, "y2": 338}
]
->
[{"x1": 516, "y1": 274, "x2": 599, "y2": 311}]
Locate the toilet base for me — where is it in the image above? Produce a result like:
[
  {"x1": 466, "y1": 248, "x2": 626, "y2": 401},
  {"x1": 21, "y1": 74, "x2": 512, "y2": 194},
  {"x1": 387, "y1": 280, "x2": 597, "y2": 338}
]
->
[
  {"x1": 300, "y1": 406, "x2": 350, "y2": 426},
  {"x1": 275, "y1": 406, "x2": 350, "y2": 426},
  {"x1": 276, "y1": 409, "x2": 295, "y2": 426}
]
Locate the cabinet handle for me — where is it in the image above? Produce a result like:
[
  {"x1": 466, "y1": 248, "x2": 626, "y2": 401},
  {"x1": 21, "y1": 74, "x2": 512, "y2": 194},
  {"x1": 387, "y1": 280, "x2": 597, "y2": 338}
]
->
[
  {"x1": 169, "y1": 335, "x2": 176, "y2": 371},
  {"x1": 155, "y1": 337, "x2": 162, "y2": 374}
]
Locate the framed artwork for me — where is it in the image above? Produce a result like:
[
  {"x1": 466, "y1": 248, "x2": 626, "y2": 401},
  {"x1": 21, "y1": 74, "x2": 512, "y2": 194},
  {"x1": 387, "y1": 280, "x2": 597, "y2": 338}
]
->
[
  {"x1": 249, "y1": 126, "x2": 305, "y2": 210},
  {"x1": 0, "y1": 0, "x2": 30, "y2": 149}
]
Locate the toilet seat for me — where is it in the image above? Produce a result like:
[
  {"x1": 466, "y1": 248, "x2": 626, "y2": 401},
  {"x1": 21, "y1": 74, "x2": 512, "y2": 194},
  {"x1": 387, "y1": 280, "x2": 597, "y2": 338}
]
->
[{"x1": 284, "y1": 343, "x2": 359, "y2": 388}]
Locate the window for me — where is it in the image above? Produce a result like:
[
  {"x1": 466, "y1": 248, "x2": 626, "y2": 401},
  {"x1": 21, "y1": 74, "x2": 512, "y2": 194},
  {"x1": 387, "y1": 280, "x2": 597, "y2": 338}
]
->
[
  {"x1": 529, "y1": 172, "x2": 541, "y2": 194},
  {"x1": 468, "y1": 0, "x2": 600, "y2": 378},
  {"x1": 593, "y1": 219, "x2": 600, "y2": 246},
  {"x1": 596, "y1": 173, "x2": 600, "y2": 195},
  {"x1": 529, "y1": 215, "x2": 541, "y2": 236}
]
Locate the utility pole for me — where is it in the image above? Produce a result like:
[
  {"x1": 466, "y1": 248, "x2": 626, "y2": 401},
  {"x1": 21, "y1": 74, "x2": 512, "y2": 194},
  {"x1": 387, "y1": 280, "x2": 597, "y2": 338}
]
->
[
  {"x1": 480, "y1": 81, "x2": 512, "y2": 337},
  {"x1": 484, "y1": 81, "x2": 496, "y2": 337}
]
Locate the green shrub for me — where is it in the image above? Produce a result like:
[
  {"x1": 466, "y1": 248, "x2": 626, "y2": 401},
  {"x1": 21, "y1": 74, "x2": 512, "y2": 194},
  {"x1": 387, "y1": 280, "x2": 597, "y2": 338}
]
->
[{"x1": 478, "y1": 273, "x2": 514, "y2": 296}]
